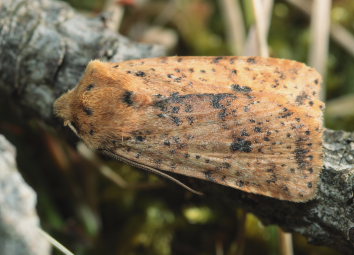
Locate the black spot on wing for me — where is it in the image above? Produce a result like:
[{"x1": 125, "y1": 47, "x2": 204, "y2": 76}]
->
[
  {"x1": 171, "y1": 116, "x2": 182, "y2": 126},
  {"x1": 294, "y1": 136, "x2": 312, "y2": 170},
  {"x1": 122, "y1": 91, "x2": 134, "y2": 106},
  {"x1": 135, "y1": 136, "x2": 145, "y2": 142},
  {"x1": 247, "y1": 57, "x2": 257, "y2": 64},
  {"x1": 185, "y1": 104, "x2": 193, "y2": 112},
  {"x1": 211, "y1": 94, "x2": 236, "y2": 109},
  {"x1": 212, "y1": 56, "x2": 223, "y2": 63},
  {"x1": 187, "y1": 116, "x2": 195, "y2": 125},
  {"x1": 295, "y1": 92, "x2": 309, "y2": 105},
  {"x1": 172, "y1": 106, "x2": 180, "y2": 113},
  {"x1": 135, "y1": 71, "x2": 146, "y2": 77},
  {"x1": 219, "y1": 109, "x2": 228, "y2": 121},
  {"x1": 204, "y1": 170, "x2": 216, "y2": 182},
  {"x1": 279, "y1": 107, "x2": 294, "y2": 118},
  {"x1": 266, "y1": 173, "x2": 277, "y2": 184},
  {"x1": 231, "y1": 84, "x2": 252, "y2": 93},
  {"x1": 230, "y1": 138, "x2": 252, "y2": 153},
  {"x1": 241, "y1": 129, "x2": 250, "y2": 136}
]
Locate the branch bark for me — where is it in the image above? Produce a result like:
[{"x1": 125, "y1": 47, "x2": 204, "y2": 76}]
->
[
  {"x1": 0, "y1": 0, "x2": 353, "y2": 254},
  {"x1": 0, "y1": 135, "x2": 51, "y2": 255},
  {"x1": 0, "y1": 0, "x2": 164, "y2": 121}
]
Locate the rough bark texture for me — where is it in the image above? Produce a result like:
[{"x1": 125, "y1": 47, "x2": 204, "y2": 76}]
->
[
  {"x1": 0, "y1": 135, "x2": 51, "y2": 255},
  {"x1": 0, "y1": 0, "x2": 353, "y2": 254},
  {"x1": 0, "y1": 0, "x2": 164, "y2": 120}
]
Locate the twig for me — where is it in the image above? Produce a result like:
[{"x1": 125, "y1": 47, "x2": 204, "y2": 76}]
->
[
  {"x1": 99, "y1": 165, "x2": 128, "y2": 188},
  {"x1": 309, "y1": 0, "x2": 332, "y2": 100},
  {"x1": 252, "y1": 0, "x2": 269, "y2": 57},
  {"x1": 234, "y1": 211, "x2": 247, "y2": 255},
  {"x1": 39, "y1": 229, "x2": 75, "y2": 255},
  {"x1": 279, "y1": 231, "x2": 293, "y2": 255},
  {"x1": 330, "y1": 23, "x2": 354, "y2": 58},
  {"x1": 287, "y1": 0, "x2": 354, "y2": 59},
  {"x1": 103, "y1": 0, "x2": 125, "y2": 32},
  {"x1": 225, "y1": 211, "x2": 246, "y2": 255},
  {"x1": 77, "y1": 143, "x2": 169, "y2": 191},
  {"x1": 77, "y1": 142, "x2": 128, "y2": 188},
  {"x1": 219, "y1": 0, "x2": 246, "y2": 55},
  {"x1": 153, "y1": 0, "x2": 178, "y2": 26},
  {"x1": 244, "y1": 0, "x2": 273, "y2": 56},
  {"x1": 215, "y1": 239, "x2": 224, "y2": 255}
]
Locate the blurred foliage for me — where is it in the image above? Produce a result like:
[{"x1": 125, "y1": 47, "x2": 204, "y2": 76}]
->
[{"x1": 2, "y1": 0, "x2": 354, "y2": 254}]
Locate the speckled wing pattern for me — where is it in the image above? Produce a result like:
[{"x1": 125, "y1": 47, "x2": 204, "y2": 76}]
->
[{"x1": 54, "y1": 56, "x2": 323, "y2": 202}]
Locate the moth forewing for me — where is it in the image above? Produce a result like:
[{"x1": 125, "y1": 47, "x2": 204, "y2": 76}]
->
[{"x1": 54, "y1": 56, "x2": 324, "y2": 202}]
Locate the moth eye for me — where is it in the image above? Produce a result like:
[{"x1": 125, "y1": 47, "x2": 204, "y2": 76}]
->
[
  {"x1": 86, "y1": 84, "x2": 95, "y2": 91},
  {"x1": 83, "y1": 106, "x2": 93, "y2": 116}
]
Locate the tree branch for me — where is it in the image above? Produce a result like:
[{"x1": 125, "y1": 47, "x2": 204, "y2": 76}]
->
[
  {"x1": 0, "y1": 0, "x2": 353, "y2": 253},
  {"x1": 0, "y1": 135, "x2": 51, "y2": 255},
  {"x1": 0, "y1": 0, "x2": 164, "y2": 120}
]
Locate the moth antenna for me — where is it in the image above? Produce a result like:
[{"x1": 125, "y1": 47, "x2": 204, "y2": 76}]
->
[
  {"x1": 138, "y1": 164, "x2": 204, "y2": 196},
  {"x1": 100, "y1": 149, "x2": 204, "y2": 196}
]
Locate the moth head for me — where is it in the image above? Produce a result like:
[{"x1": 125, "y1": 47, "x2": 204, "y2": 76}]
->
[
  {"x1": 53, "y1": 60, "x2": 126, "y2": 135},
  {"x1": 54, "y1": 73, "x2": 153, "y2": 150}
]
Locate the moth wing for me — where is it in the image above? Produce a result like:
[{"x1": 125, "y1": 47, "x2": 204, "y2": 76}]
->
[
  {"x1": 101, "y1": 56, "x2": 323, "y2": 118},
  {"x1": 71, "y1": 58, "x2": 323, "y2": 202},
  {"x1": 105, "y1": 91, "x2": 322, "y2": 202}
]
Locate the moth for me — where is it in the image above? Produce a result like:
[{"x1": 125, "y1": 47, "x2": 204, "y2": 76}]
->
[{"x1": 54, "y1": 56, "x2": 324, "y2": 202}]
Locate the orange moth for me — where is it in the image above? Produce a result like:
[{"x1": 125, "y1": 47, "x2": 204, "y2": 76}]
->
[{"x1": 54, "y1": 56, "x2": 324, "y2": 202}]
